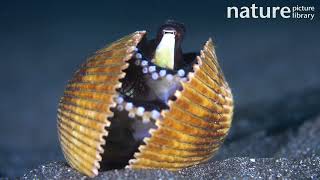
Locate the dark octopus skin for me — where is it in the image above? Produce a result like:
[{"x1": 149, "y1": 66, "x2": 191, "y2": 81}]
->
[
  {"x1": 57, "y1": 20, "x2": 233, "y2": 177},
  {"x1": 101, "y1": 20, "x2": 197, "y2": 169}
]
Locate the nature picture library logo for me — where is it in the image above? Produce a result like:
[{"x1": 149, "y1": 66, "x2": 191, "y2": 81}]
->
[{"x1": 227, "y1": 3, "x2": 316, "y2": 20}]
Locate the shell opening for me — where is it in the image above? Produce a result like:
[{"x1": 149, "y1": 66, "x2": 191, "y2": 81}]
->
[{"x1": 99, "y1": 41, "x2": 198, "y2": 170}]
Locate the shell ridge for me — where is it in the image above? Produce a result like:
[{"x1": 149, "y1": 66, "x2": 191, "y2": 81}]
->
[
  {"x1": 180, "y1": 84, "x2": 226, "y2": 114},
  {"x1": 164, "y1": 114, "x2": 229, "y2": 132},
  {"x1": 59, "y1": 129, "x2": 102, "y2": 162},
  {"x1": 168, "y1": 105, "x2": 230, "y2": 130},
  {"x1": 58, "y1": 105, "x2": 111, "y2": 124},
  {"x1": 144, "y1": 126, "x2": 223, "y2": 146},
  {"x1": 140, "y1": 143, "x2": 219, "y2": 157},
  {"x1": 193, "y1": 70, "x2": 230, "y2": 98},
  {"x1": 58, "y1": 124, "x2": 104, "y2": 153},
  {"x1": 169, "y1": 103, "x2": 228, "y2": 124},
  {"x1": 58, "y1": 108, "x2": 108, "y2": 128},
  {"x1": 58, "y1": 112, "x2": 107, "y2": 137},
  {"x1": 188, "y1": 77, "x2": 230, "y2": 105},
  {"x1": 145, "y1": 141, "x2": 220, "y2": 154},
  {"x1": 144, "y1": 133, "x2": 221, "y2": 150},
  {"x1": 134, "y1": 150, "x2": 208, "y2": 163},
  {"x1": 60, "y1": 98, "x2": 112, "y2": 113},
  {"x1": 196, "y1": 57, "x2": 228, "y2": 92},
  {"x1": 158, "y1": 118, "x2": 227, "y2": 138}
]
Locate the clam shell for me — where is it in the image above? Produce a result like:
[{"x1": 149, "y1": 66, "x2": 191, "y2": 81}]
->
[{"x1": 57, "y1": 31, "x2": 233, "y2": 177}]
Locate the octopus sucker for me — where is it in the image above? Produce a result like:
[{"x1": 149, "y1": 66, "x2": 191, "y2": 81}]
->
[{"x1": 57, "y1": 20, "x2": 234, "y2": 177}]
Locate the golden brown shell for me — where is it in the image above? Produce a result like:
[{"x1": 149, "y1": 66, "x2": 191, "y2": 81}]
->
[{"x1": 57, "y1": 31, "x2": 233, "y2": 177}]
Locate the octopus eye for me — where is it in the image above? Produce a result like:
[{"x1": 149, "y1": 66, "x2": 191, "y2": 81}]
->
[
  {"x1": 57, "y1": 28, "x2": 234, "y2": 177},
  {"x1": 163, "y1": 29, "x2": 176, "y2": 35}
]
